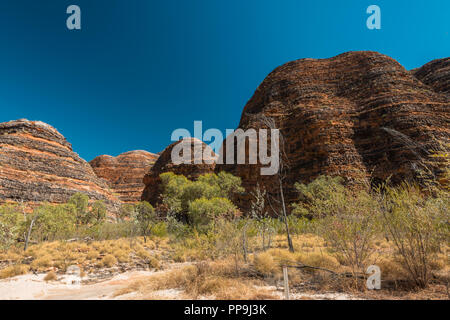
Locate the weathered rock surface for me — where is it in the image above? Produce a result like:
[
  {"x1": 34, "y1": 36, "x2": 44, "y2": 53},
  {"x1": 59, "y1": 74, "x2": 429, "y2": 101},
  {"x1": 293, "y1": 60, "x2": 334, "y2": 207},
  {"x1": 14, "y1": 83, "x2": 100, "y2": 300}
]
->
[
  {"x1": 142, "y1": 138, "x2": 216, "y2": 205},
  {"x1": 90, "y1": 151, "x2": 158, "y2": 203},
  {"x1": 413, "y1": 57, "x2": 450, "y2": 94},
  {"x1": 0, "y1": 119, "x2": 119, "y2": 209},
  {"x1": 217, "y1": 51, "x2": 449, "y2": 213}
]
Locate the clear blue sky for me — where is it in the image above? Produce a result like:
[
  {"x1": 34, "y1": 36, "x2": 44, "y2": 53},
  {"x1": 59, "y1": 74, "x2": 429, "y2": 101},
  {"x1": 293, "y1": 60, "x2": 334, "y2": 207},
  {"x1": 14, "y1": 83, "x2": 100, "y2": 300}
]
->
[{"x1": 0, "y1": 0, "x2": 448, "y2": 161}]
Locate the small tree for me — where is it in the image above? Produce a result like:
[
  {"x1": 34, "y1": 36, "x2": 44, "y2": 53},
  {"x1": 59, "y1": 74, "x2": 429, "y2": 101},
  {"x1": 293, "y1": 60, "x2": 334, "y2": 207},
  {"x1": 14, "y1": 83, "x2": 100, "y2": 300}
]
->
[
  {"x1": 260, "y1": 115, "x2": 294, "y2": 252},
  {"x1": 379, "y1": 184, "x2": 448, "y2": 288},
  {"x1": 32, "y1": 203, "x2": 77, "y2": 242},
  {"x1": 0, "y1": 204, "x2": 24, "y2": 250},
  {"x1": 294, "y1": 176, "x2": 380, "y2": 274},
  {"x1": 135, "y1": 202, "x2": 157, "y2": 242},
  {"x1": 117, "y1": 203, "x2": 135, "y2": 222},
  {"x1": 187, "y1": 197, "x2": 238, "y2": 232},
  {"x1": 90, "y1": 200, "x2": 107, "y2": 224},
  {"x1": 68, "y1": 193, "x2": 90, "y2": 225},
  {"x1": 250, "y1": 184, "x2": 274, "y2": 250}
]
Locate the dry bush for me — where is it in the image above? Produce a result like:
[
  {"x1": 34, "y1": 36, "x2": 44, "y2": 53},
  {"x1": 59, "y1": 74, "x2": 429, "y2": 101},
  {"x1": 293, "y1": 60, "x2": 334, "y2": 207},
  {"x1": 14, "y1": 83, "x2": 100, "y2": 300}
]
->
[
  {"x1": 30, "y1": 255, "x2": 53, "y2": 270},
  {"x1": 113, "y1": 249, "x2": 130, "y2": 263},
  {"x1": 116, "y1": 260, "x2": 277, "y2": 300},
  {"x1": 44, "y1": 271, "x2": 57, "y2": 282},
  {"x1": 86, "y1": 250, "x2": 99, "y2": 260},
  {"x1": 100, "y1": 254, "x2": 117, "y2": 268},
  {"x1": 296, "y1": 252, "x2": 340, "y2": 271},
  {"x1": 253, "y1": 252, "x2": 276, "y2": 275},
  {"x1": 0, "y1": 264, "x2": 29, "y2": 279},
  {"x1": 148, "y1": 256, "x2": 160, "y2": 269}
]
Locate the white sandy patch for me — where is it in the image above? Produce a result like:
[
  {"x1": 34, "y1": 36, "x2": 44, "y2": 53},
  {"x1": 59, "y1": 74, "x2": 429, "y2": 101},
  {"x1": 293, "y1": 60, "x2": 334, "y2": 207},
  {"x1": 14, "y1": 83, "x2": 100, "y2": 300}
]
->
[{"x1": 0, "y1": 271, "x2": 156, "y2": 300}]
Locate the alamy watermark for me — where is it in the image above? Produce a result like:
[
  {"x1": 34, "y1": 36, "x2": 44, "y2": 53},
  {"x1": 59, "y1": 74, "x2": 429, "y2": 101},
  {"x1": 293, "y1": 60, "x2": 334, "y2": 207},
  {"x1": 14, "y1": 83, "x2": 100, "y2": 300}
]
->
[
  {"x1": 366, "y1": 265, "x2": 381, "y2": 290},
  {"x1": 366, "y1": 5, "x2": 381, "y2": 30},
  {"x1": 171, "y1": 121, "x2": 280, "y2": 176}
]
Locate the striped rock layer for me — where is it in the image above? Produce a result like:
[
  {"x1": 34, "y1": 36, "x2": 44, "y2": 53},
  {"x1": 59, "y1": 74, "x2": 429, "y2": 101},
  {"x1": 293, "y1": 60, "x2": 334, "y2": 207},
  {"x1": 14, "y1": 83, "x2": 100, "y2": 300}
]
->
[
  {"x1": 90, "y1": 150, "x2": 158, "y2": 203},
  {"x1": 216, "y1": 51, "x2": 449, "y2": 213},
  {"x1": 142, "y1": 138, "x2": 217, "y2": 206},
  {"x1": 0, "y1": 119, "x2": 119, "y2": 209}
]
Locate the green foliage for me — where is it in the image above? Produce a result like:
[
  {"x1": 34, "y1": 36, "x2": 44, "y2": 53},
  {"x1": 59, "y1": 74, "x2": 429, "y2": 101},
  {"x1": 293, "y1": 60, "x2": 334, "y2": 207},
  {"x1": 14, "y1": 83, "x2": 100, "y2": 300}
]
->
[
  {"x1": 197, "y1": 172, "x2": 245, "y2": 198},
  {"x1": 160, "y1": 172, "x2": 190, "y2": 213},
  {"x1": 379, "y1": 183, "x2": 449, "y2": 287},
  {"x1": 160, "y1": 172, "x2": 243, "y2": 231},
  {"x1": 135, "y1": 201, "x2": 157, "y2": 241},
  {"x1": 90, "y1": 201, "x2": 107, "y2": 224},
  {"x1": 292, "y1": 176, "x2": 346, "y2": 218},
  {"x1": 68, "y1": 193, "x2": 90, "y2": 225},
  {"x1": 0, "y1": 204, "x2": 25, "y2": 250},
  {"x1": 294, "y1": 176, "x2": 380, "y2": 273},
  {"x1": 151, "y1": 222, "x2": 168, "y2": 238},
  {"x1": 32, "y1": 203, "x2": 77, "y2": 242},
  {"x1": 187, "y1": 197, "x2": 238, "y2": 231},
  {"x1": 117, "y1": 204, "x2": 135, "y2": 222},
  {"x1": 85, "y1": 221, "x2": 137, "y2": 240}
]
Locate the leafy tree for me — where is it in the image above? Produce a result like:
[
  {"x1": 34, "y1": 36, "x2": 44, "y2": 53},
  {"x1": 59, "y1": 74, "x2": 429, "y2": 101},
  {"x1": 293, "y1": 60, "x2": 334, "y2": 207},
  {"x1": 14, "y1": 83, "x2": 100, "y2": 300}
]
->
[
  {"x1": 135, "y1": 201, "x2": 157, "y2": 242},
  {"x1": 0, "y1": 204, "x2": 24, "y2": 250},
  {"x1": 379, "y1": 184, "x2": 449, "y2": 288},
  {"x1": 187, "y1": 197, "x2": 238, "y2": 231},
  {"x1": 159, "y1": 172, "x2": 243, "y2": 222},
  {"x1": 197, "y1": 172, "x2": 244, "y2": 198},
  {"x1": 160, "y1": 172, "x2": 190, "y2": 214},
  {"x1": 292, "y1": 175, "x2": 346, "y2": 218},
  {"x1": 117, "y1": 203, "x2": 135, "y2": 222},
  {"x1": 294, "y1": 176, "x2": 380, "y2": 274},
  {"x1": 68, "y1": 193, "x2": 90, "y2": 225},
  {"x1": 90, "y1": 200, "x2": 107, "y2": 224},
  {"x1": 32, "y1": 203, "x2": 77, "y2": 242}
]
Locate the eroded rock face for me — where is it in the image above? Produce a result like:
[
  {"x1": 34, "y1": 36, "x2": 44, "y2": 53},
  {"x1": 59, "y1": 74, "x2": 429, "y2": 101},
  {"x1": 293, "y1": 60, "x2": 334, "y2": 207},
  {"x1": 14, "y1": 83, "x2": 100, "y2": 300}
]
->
[
  {"x1": 90, "y1": 150, "x2": 158, "y2": 203},
  {"x1": 0, "y1": 119, "x2": 119, "y2": 209},
  {"x1": 413, "y1": 57, "x2": 450, "y2": 94},
  {"x1": 141, "y1": 138, "x2": 216, "y2": 205},
  {"x1": 216, "y1": 51, "x2": 449, "y2": 213}
]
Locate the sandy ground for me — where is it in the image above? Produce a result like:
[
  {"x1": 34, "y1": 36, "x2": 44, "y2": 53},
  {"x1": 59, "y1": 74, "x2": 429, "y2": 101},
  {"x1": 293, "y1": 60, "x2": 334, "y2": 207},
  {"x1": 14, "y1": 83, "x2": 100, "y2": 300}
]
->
[
  {"x1": 0, "y1": 270, "x2": 361, "y2": 300},
  {"x1": 0, "y1": 271, "x2": 156, "y2": 300}
]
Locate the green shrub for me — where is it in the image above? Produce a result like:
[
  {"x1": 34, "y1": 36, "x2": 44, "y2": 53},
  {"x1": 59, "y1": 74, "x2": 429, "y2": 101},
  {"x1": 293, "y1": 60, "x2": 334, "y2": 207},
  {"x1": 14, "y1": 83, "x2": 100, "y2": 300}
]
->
[
  {"x1": 188, "y1": 197, "x2": 238, "y2": 231},
  {"x1": 294, "y1": 176, "x2": 380, "y2": 273},
  {"x1": 379, "y1": 184, "x2": 449, "y2": 288},
  {"x1": 32, "y1": 203, "x2": 77, "y2": 242},
  {"x1": 0, "y1": 204, "x2": 25, "y2": 250}
]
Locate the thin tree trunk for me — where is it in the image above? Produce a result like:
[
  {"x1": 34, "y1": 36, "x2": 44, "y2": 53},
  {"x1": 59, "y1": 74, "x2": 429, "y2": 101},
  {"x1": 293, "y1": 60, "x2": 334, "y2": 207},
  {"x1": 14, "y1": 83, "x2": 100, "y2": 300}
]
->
[
  {"x1": 279, "y1": 177, "x2": 294, "y2": 253},
  {"x1": 24, "y1": 215, "x2": 38, "y2": 252}
]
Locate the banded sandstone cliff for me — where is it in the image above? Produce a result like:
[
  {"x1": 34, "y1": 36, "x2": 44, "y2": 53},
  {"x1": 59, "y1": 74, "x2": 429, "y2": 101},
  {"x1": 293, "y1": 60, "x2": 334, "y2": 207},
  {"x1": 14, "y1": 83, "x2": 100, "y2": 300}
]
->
[
  {"x1": 0, "y1": 119, "x2": 119, "y2": 210},
  {"x1": 90, "y1": 150, "x2": 158, "y2": 203}
]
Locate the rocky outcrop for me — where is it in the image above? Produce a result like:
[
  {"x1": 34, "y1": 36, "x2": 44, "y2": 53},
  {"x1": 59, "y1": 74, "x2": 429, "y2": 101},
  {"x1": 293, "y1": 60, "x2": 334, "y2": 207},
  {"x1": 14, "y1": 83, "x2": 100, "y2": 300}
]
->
[
  {"x1": 216, "y1": 51, "x2": 449, "y2": 213},
  {"x1": 413, "y1": 57, "x2": 450, "y2": 94},
  {"x1": 90, "y1": 151, "x2": 158, "y2": 203},
  {"x1": 141, "y1": 138, "x2": 216, "y2": 206},
  {"x1": 0, "y1": 119, "x2": 119, "y2": 209}
]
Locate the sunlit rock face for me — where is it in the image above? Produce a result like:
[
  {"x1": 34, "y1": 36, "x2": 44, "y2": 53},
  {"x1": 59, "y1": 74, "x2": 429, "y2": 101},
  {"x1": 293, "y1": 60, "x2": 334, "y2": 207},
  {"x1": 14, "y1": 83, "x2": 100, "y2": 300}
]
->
[
  {"x1": 0, "y1": 119, "x2": 120, "y2": 210},
  {"x1": 141, "y1": 138, "x2": 217, "y2": 206},
  {"x1": 412, "y1": 57, "x2": 450, "y2": 94},
  {"x1": 216, "y1": 51, "x2": 449, "y2": 213},
  {"x1": 90, "y1": 150, "x2": 159, "y2": 203}
]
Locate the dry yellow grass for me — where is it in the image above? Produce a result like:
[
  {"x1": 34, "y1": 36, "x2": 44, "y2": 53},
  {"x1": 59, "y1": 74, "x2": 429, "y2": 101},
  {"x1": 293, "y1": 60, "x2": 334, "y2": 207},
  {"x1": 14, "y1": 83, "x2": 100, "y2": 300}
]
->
[
  {"x1": 44, "y1": 271, "x2": 57, "y2": 282},
  {"x1": 0, "y1": 264, "x2": 29, "y2": 279},
  {"x1": 253, "y1": 252, "x2": 276, "y2": 275},
  {"x1": 0, "y1": 232, "x2": 447, "y2": 300},
  {"x1": 99, "y1": 254, "x2": 117, "y2": 268},
  {"x1": 115, "y1": 260, "x2": 278, "y2": 300}
]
